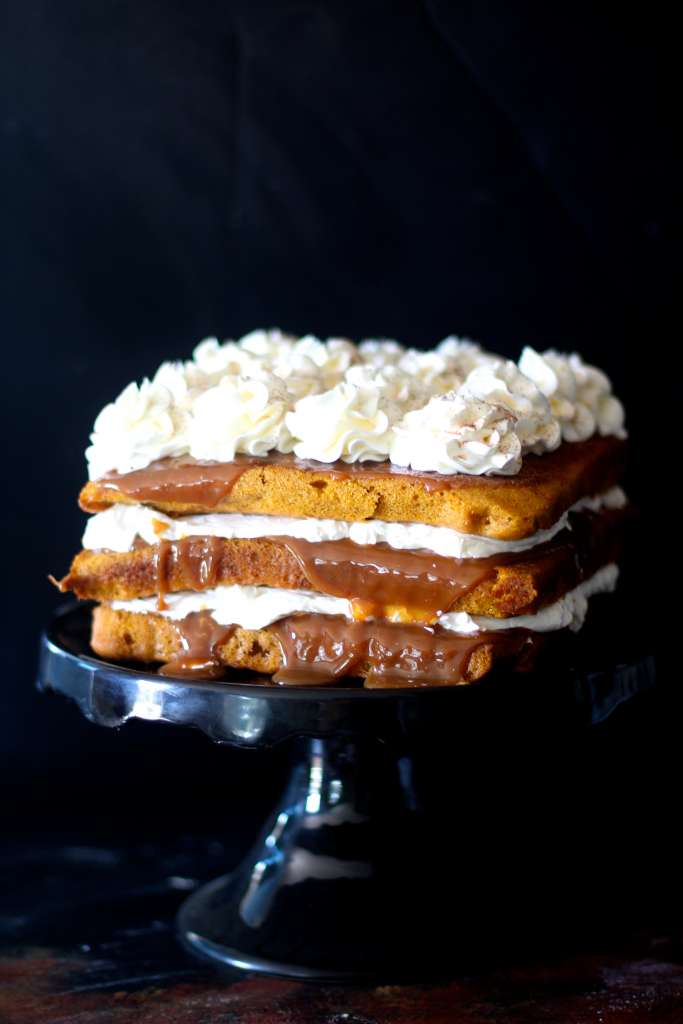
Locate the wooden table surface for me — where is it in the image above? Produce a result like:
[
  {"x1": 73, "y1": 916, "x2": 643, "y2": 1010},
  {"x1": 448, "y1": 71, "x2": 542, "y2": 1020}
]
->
[
  {"x1": 3, "y1": 927, "x2": 683, "y2": 1022},
  {"x1": 1, "y1": 840, "x2": 682, "y2": 1024}
]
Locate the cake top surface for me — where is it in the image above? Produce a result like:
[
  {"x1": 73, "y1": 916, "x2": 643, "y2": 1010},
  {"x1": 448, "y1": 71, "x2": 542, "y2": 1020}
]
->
[{"x1": 85, "y1": 329, "x2": 625, "y2": 481}]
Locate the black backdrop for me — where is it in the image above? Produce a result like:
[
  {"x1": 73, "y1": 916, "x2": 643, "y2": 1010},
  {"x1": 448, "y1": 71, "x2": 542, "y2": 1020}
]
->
[{"x1": 0, "y1": 2, "x2": 677, "y2": 842}]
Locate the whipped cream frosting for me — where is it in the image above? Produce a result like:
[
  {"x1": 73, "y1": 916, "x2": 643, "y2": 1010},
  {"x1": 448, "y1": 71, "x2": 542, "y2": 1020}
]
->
[
  {"x1": 188, "y1": 374, "x2": 294, "y2": 462},
  {"x1": 82, "y1": 488, "x2": 627, "y2": 559},
  {"x1": 389, "y1": 360, "x2": 562, "y2": 475},
  {"x1": 111, "y1": 563, "x2": 619, "y2": 635},
  {"x1": 285, "y1": 380, "x2": 393, "y2": 463},
  {"x1": 86, "y1": 330, "x2": 625, "y2": 479},
  {"x1": 86, "y1": 379, "x2": 191, "y2": 481},
  {"x1": 518, "y1": 347, "x2": 626, "y2": 442},
  {"x1": 439, "y1": 563, "x2": 618, "y2": 634}
]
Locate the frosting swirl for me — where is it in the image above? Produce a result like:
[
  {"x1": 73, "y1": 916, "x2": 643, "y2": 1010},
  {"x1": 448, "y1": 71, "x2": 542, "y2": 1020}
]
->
[
  {"x1": 85, "y1": 329, "x2": 626, "y2": 478},
  {"x1": 86, "y1": 378, "x2": 190, "y2": 479},
  {"x1": 518, "y1": 347, "x2": 626, "y2": 442},
  {"x1": 286, "y1": 380, "x2": 392, "y2": 463},
  {"x1": 189, "y1": 374, "x2": 293, "y2": 462},
  {"x1": 390, "y1": 361, "x2": 560, "y2": 475}
]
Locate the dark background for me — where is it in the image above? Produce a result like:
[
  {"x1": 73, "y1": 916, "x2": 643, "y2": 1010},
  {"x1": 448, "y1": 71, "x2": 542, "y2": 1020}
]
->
[{"x1": 0, "y1": 2, "x2": 677, "y2": 852}]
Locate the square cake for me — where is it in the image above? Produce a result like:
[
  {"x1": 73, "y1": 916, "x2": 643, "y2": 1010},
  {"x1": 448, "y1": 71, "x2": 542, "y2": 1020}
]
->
[{"x1": 54, "y1": 330, "x2": 628, "y2": 687}]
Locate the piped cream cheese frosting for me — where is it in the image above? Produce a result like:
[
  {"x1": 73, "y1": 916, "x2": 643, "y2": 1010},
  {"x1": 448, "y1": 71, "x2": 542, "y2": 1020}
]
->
[{"x1": 85, "y1": 329, "x2": 626, "y2": 479}]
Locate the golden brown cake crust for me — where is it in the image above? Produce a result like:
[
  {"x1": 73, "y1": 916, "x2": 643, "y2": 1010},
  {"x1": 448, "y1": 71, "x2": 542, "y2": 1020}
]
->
[
  {"x1": 91, "y1": 604, "x2": 283, "y2": 674},
  {"x1": 59, "y1": 538, "x2": 306, "y2": 602},
  {"x1": 90, "y1": 605, "x2": 539, "y2": 686},
  {"x1": 79, "y1": 436, "x2": 627, "y2": 539}
]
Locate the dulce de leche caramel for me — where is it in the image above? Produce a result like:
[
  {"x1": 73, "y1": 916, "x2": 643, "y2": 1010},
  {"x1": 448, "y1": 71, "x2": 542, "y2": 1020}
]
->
[
  {"x1": 150, "y1": 534, "x2": 511, "y2": 621},
  {"x1": 158, "y1": 609, "x2": 537, "y2": 687},
  {"x1": 271, "y1": 615, "x2": 537, "y2": 688},
  {"x1": 101, "y1": 459, "x2": 256, "y2": 509},
  {"x1": 97, "y1": 453, "x2": 471, "y2": 508},
  {"x1": 145, "y1": 507, "x2": 623, "y2": 683},
  {"x1": 159, "y1": 612, "x2": 236, "y2": 679},
  {"x1": 89, "y1": 439, "x2": 628, "y2": 509},
  {"x1": 147, "y1": 508, "x2": 620, "y2": 622}
]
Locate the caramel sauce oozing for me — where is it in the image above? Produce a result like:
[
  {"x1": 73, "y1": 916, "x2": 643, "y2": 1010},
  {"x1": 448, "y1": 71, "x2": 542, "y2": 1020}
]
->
[
  {"x1": 153, "y1": 535, "x2": 224, "y2": 610},
  {"x1": 135, "y1": 508, "x2": 622, "y2": 685},
  {"x1": 280, "y1": 537, "x2": 505, "y2": 623},
  {"x1": 159, "y1": 610, "x2": 235, "y2": 679},
  {"x1": 101, "y1": 458, "x2": 257, "y2": 508},
  {"x1": 99, "y1": 451, "x2": 487, "y2": 506},
  {"x1": 146, "y1": 536, "x2": 534, "y2": 682},
  {"x1": 112, "y1": 468, "x2": 623, "y2": 684},
  {"x1": 141, "y1": 508, "x2": 619, "y2": 624},
  {"x1": 96, "y1": 440, "x2": 627, "y2": 511},
  {"x1": 270, "y1": 615, "x2": 536, "y2": 688},
  {"x1": 142, "y1": 533, "x2": 514, "y2": 623}
]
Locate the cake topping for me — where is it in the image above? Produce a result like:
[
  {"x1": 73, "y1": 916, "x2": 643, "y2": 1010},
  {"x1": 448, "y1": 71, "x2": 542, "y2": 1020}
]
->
[
  {"x1": 188, "y1": 373, "x2": 294, "y2": 462},
  {"x1": 86, "y1": 378, "x2": 191, "y2": 481},
  {"x1": 85, "y1": 330, "x2": 625, "y2": 480},
  {"x1": 389, "y1": 360, "x2": 562, "y2": 475},
  {"x1": 285, "y1": 379, "x2": 393, "y2": 463},
  {"x1": 518, "y1": 347, "x2": 626, "y2": 442}
]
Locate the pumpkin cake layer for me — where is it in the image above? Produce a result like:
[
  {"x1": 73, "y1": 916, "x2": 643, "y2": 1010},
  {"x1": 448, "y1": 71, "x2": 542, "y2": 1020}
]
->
[
  {"x1": 56, "y1": 507, "x2": 627, "y2": 620},
  {"x1": 79, "y1": 435, "x2": 627, "y2": 539},
  {"x1": 91, "y1": 605, "x2": 541, "y2": 688}
]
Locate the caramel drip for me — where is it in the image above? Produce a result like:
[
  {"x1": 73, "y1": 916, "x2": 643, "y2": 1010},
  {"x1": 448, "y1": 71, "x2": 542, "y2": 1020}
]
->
[
  {"x1": 159, "y1": 611, "x2": 235, "y2": 679},
  {"x1": 139, "y1": 506, "x2": 620, "y2": 620},
  {"x1": 96, "y1": 439, "x2": 627, "y2": 511},
  {"x1": 270, "y1": 614, "x2": 536, "y2": 688},
  {"x1": 154, "y1": 536, "x2": 224, "y2": 609},
  {"x1": 279, "y1": 537, "x2": 505, "y2": 622},
  {"x1": 100, "y1": 451, "x2": 479, "y2": 504},
  {"x1": 277, "y1": 507, "x2": 624, "y2": 621},
  {"x1": 102, "y1": 458, "x2": 255, "y2": 507}
]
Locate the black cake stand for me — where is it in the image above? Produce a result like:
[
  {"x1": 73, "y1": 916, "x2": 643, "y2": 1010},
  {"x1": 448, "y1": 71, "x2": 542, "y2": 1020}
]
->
[{"x1": 37, "y1": 601, "x2": 656, "y2": 982}]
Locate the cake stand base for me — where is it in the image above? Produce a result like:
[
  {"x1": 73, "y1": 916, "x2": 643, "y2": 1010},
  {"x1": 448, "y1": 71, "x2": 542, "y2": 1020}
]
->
[
  {"x1": 39, "y1": 602, "x2": 656, "y2": 981},
  {"x1": 177, "y1": 734, "x2": 436, "y2": 980}
]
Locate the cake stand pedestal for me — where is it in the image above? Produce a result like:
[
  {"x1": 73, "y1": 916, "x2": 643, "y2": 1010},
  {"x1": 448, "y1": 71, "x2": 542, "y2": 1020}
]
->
[{"x1": 38, "y1": 602, "x2": 656, "y2": 981}]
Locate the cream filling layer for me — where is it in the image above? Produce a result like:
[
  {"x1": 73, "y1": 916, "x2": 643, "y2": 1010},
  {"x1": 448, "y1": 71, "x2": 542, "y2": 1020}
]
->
[
  {"x1": 84, "y1": 487, "x2": 626, "y2": 559},
  {"x1": 111, "y1": 563, "x2": 618, "y2": 635}
]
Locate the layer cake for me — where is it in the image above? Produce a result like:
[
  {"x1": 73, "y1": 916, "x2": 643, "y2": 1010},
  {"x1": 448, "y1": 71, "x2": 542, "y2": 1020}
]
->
[{"x1": 54, "y1": 330, "x2": 628, "y2": 687}]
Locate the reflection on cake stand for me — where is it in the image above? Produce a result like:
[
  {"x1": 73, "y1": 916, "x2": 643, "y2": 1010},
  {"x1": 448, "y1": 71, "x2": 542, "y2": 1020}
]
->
[{"x1": 38, "y1": 602, "x2": 655, "y2": 981}]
